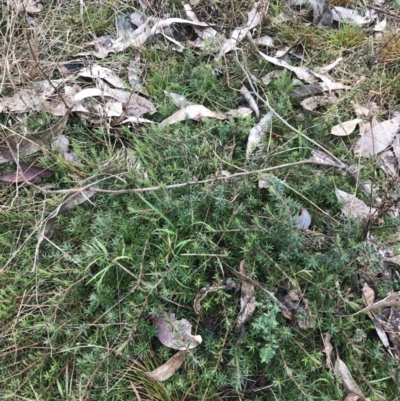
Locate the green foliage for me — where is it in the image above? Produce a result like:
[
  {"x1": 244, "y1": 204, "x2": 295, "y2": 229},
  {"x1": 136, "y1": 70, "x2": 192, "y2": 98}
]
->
[{"x1": 1, "y1": 0, "x2": 400, "y2": 400}]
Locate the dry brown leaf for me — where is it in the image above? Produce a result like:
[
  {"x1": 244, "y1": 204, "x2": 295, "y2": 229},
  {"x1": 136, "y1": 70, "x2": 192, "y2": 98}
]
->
[
  {"x1": 217, "y1": 1, "x2": 268, "y2": 57},
  {"x1": 258, "y1": 51, "x2": 317, "y2": 84},
  {"x1": 300, "y1": 95, "x2": 337, "y2": 116},
  {"x1": 322, "y1": 333, "x2": 333, "y2": 369},
  {"x1": 235, "y1": 261, "x2": 256, "y2": 332},
  {"x1": 10, "y1": 0, "x2": 43, "y2": 13},
  {"x1": 310, "y1": 0, "x2": 333, "y2": 26},
  {"x1": 77, "y1": 65, "x2": 125, "y2": 88},
  {"x1": 290, "y1": 82, "x2": 350, "y2": 97},
  {"x1": 354, "y1": 118, "x2": 399, "y2": 157},
  {"x1": 362, "y1": 283, "x2": 375, "y2": 306},
  {"x1": 334, "y1": 356, "x2": 366, "y2": 398},
  {"x1": 261, "y1": 70, "x2": 284, "y2": 86},
  {"x1": 332, "y1": 7, "x2": 372, "y2": 25},
  {"x1": 194, "y1": 279, "x2": 236, "y2": 315},
  {"x1": 52, "y1": 135, "x2": 79, "y2": 163},
  {"x1": 353, "y1": 104, "x2": 371, "y2": 118},
  {"x1": 335, "y1": 188, "x2": 376, "y2": 220},
  {"x1": 225, "y1": 107, "x2": 253, "y2": 118},
  {"x1": 240, "y1": 86, "x2": 259, "y2": 117},
  {"x1": 152, "y1": 313, "x2": 202, "y2": 350},
  {"x1": 308, "y1": 149, "x2": 339, "y2": 166},
  {"x1": 253, "y1": 35, "x2": 274, "y2": 47},
  {"x1": 0, "y1": 112, "x2": 69, "y2": 164},
  {"x1": 319, "y1": 57, "x2": 343, "y2": 74},
  {"x1": 246, "y1": 112, "x2": 273, "y2": 159},
  {"x1": 183, "y1": 3, "x2": 219, "y2": 43},
  {"x1": 160, "y1": 105, "x2": 225, "y2": 126},
  {"x1": 164, "y1": 91, "x2": 193, "y2": 109},
  {"x1": 144, "y1": 351, "x2": 187, "y2": 382},
  {"x1": 331, "y1": 119, "x2": 362, "y2": 136}
]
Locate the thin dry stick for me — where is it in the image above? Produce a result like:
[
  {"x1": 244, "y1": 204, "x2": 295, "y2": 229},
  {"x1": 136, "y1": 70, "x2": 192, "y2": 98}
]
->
[{"x1": 39, "y1": 160, "x2": 319, "y2": 195}]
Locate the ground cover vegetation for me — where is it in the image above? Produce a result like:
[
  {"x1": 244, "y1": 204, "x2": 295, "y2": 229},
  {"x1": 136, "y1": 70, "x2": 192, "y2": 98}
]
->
[{"x1": 1, "y1": 0, "x2": 400, "y2": 400}]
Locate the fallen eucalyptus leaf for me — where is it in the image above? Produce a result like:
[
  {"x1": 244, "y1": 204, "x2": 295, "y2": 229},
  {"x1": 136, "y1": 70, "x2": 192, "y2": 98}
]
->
[
  {"x1": 10, "y1": 0, "x2": 43, "y2": 13},
  {"x1": 300, "y1": 95, "x2": 337, "y2": 116},
  {"x1": 296, "y1": 207, "x2": 312, "y2": 229},
  {"x1": 217, "y1": 1, "x2": 268, "y2": 57},
  {"x1": 0, "y1": 112, "x2": 69, "y2": 164},
  {"x1": 362, "y1": 283, "x2": 375, "y2": 306},
  {"x1": 240, "y1": 86, "x2": 259, "y2": 117},
  {"x1": 354, "y1": 118, "x2": 399, "y2": 157},
  {"x1": 144, "y1": 351, "x2": 186, "y2": 382},
  {"x1": 308, "y1": 149, "x2": 339, "y2": 166},
  {"x1": 77, "y1": 65, "x2": 125, "y2": 88},
  {"x1": 253, "y1": 35, "x2": 274, "y2": 47},
  {"x1": 331, "y1": 119, "x2": 362, "y2": 136},
  {"x1": 246, "y1": 112, "x2": 273, "y2": 159},
  {"x1": 332, "y1": 7, "x2": 372, "y2": 25},
  {"x1": 319, "y1": 57, "x2": 343, "y2": 74},
  {"x1": 164, "y1": 91, "x2": 193, "y2": 108},
  {"x1": 258, "y1": 51, "x2": 317, "y2": 84},
  {"x1": 52, "y1": 135, "x2": 79, "y2": 163},
  {"x1": 335, "y1": 188, "x2": 376, "y2": 220},
  {"x1": 290, "y1": 82, "x2": 350, "y2": 97},
  {"x1": 152, "y1": 313, "x2": 202, "y2": 350},
  {"x1": 334, "y1": 356, "x2": 365, "y2": 398},
  {"x1": 2, "y1": 162, "x2": 53, "y2": 183},
  {"x1": 261, "y1": 70, "x2": 284, "y2": 85},
  {"x1": 160, "y1": 105, "x2": 225, "y2": 126},
  {"x1": 235, "y1": 261, "x2": 255, "y2": 332},
  {"x1": 310, "y1": 0, "x2": 333, "y2": 26},
  {"x1": 322, "y1": 333, "x2": 333, "y2": 369},
  {"x1": 373, "y1": 18, "x2": 386, "y2": 31}
]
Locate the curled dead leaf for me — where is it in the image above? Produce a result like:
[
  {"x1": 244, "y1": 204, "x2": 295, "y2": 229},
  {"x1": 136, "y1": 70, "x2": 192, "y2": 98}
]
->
[
  {"x1": 334, "y1": 356, "x2": 366, "y2": 399},
  {"x1": 335, "y1": 188, "x2": 376, "y2": 220},
  {"x1": 246, "y1": 112, "x2": 273, "y2": 159},
  {"x1": 322, "y1": 333, "x2": 333, "y2": 369},
  {"x1": 362, "y1": 283, "x2": 375, "y2": 306},
  {"x1": 235, "y1": 261, "x2": 256, "y2": 332},
  {"x1": 354, "y1": 118, "x2": 399, "y2": 157},
  {"x1": 144, "y1": 351, "x2": 187, "y2": 382},
  {"x1": 160, "y1": 105, "x2": 225, "y2": 127},
  {"x1": 331, "y1": 119, "x2": 362, "y2": 137},
  {"x1": 296, "y1": 207, "x2": 312, "y2": 229},
  {"x1": 152, "y1": 313, "x2": 202, "y2": 350},
  {"x1": 240, "y1": 86, "x2": 259, "y2": 117},
  {"x1": 300, "y1": 95, "x2": 337, "y2": 116}
]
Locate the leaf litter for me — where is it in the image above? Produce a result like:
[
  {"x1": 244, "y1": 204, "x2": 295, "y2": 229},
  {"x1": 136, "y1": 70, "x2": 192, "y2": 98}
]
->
[
  {"x1": 234, "y1": 261, "x2": 256, "y2": 333},
  {"x1": 152, "y1": 313, "x2": 202, "y2": 350},
  {"x1": 3, "y1": 0, "x2": 400, "y2": 396}
]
